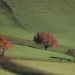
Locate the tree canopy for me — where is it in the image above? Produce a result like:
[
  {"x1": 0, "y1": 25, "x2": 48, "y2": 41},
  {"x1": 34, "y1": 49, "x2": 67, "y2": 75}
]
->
[
  {"x1": 0, "y1": 35, "x2": 12, "y2": 56},
  {"x1": 33, "y1": 32, "x2": 57, "y2": 50}
]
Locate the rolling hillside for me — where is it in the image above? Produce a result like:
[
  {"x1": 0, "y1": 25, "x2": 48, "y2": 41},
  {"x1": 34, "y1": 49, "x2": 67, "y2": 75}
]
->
[
  {"x1": 0, "y1": 0, "x2": 33, "y2": 40},
  {"x1": 6, "y1": 0, "x2": 75, "y2": 34},
  {"x1": 0, "y1": 0, "x2": 75, "y2": 47},
  {"x1": 0, "y1": 0, "x2": 75, "y2": 75}
]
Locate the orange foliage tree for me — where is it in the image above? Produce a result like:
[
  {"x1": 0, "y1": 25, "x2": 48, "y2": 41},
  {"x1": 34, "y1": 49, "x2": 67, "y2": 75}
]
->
[
  {"x1": 33, "y1": 32, "x2": 57, "y2": 50},
  {"x1": 0, "y1": 35, "x2": 12, "y2": 57}
]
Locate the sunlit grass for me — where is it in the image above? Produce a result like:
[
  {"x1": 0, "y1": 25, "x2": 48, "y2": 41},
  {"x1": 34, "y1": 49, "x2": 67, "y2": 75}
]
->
[
  {"x1": 0, "y1": 68, "x2": 15, "y2": 75},
  {"x1": 6, "y1": 45, "x2": 74, "y2": 61},
  {"x1": 13, "y1": 60, "x2": 75, "y2": 75}
]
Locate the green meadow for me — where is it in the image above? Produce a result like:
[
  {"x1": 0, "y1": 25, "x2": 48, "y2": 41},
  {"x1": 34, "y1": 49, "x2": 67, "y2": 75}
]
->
[{"x1": 0, "y1": 0, "x2": 75, "y2": 75}]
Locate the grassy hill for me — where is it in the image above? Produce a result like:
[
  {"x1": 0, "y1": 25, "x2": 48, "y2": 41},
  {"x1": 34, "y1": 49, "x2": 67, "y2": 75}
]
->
[
  {"x1": 0, "y1": 0, "x2": 75, "y2": 46},
  {"x1": 6, "y1": 45, "x2": 74, "y2": 61},
  {"x1": 0, "y1": 0, "x2": 75, "y2": 75},
  {"x1": 6, "y1": 0, "x2": 75, "y2": 35},
  {"x1": 0, "y1": 0, "x2": 75, "y2": 59},
  {"x1": 0, "y1": 0, "x2": 33, "y2": 40}
]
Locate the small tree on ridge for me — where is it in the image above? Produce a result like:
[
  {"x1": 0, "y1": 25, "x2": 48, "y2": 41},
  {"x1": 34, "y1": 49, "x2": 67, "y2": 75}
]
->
[{"x1": 0, "y1": 35, "x2": 12, "y2": 57}]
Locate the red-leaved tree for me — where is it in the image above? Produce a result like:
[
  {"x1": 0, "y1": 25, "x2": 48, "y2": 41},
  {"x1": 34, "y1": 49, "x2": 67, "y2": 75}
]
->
[
  {"x1": 0, "y1": 35, "x2": 12, "y2": 57},
  {"x1": 33, "y1": 32, "x2": 57, "y2": 50}
]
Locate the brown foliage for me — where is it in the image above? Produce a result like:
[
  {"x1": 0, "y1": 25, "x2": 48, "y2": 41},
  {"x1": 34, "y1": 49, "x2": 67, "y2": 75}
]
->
[
  {"x1": 0, "y1": 35, "x2": 12, "y2": 56},
  {"x1": 33, "y1": 32, "x2": 57, "y2": 49}
]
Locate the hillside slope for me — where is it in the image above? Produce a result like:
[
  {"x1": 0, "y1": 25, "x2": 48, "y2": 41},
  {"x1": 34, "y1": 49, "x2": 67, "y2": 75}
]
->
[
  {"x1": 0, "y1": 1, "x2": 75, "y2": 75},
  {"x1": 0, "y1": 0, "x2": 75, "y2": 47},
  {"x1": 6, "y1": 0, "x2": 75, "y2": 34},
  {"x1": 0, "y1": 0, "x2": 33, "y2": 39}
]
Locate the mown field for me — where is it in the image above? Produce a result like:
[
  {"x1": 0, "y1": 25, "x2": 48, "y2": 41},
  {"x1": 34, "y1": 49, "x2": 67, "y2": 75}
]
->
[{"x1": 0, "y1": 0, "x2": 75, "y2": 75}]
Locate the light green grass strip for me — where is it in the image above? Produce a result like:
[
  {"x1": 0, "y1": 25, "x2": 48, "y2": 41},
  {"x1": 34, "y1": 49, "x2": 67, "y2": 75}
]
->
[
  {"x1": 0, "y1": 68, "x2": 15, "y2": 75},
  {"x1": 6, "y1": 45, "x2": 74, "y2": 61}
]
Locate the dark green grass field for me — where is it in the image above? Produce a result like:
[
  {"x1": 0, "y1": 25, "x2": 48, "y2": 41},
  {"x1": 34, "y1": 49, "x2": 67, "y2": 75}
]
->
[{"x1": 0, "y1": 0, "x2": 75, "y2": 75}]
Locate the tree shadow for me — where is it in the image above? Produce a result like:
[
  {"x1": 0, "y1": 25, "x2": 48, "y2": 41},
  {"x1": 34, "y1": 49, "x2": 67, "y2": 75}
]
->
[
  {"x1": 0, "y1": 59, "x2": 58, "y2": 75},
  {"x1": 50, "y1": 56, "x2": 73, "y2": 62}
]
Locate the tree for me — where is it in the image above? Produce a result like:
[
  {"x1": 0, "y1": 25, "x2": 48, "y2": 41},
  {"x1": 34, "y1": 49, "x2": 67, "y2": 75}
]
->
[
  {"x1": 33, "y1": 32, "x2": 57, "y2": 50},
  {"x1": 0, "y1": 35, "x2": 12, "y2": 57}
]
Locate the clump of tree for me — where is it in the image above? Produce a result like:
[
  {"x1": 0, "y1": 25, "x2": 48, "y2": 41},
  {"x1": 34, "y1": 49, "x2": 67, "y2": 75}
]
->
[
  {"x1": 33, "y1": 32, "x2": 57, "y2": 50},
  {"x1": 0, "y1": 35, "x2": 12, "y2": 57}
]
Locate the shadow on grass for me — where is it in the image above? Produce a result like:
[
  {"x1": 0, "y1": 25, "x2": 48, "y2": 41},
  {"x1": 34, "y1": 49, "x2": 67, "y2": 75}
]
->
[
  {"x1": 0, "y1": 59, "x2": 58, "y2": 75},
  {"x1": 50, "y1": 56, "x2": 72, "y2": 62}
]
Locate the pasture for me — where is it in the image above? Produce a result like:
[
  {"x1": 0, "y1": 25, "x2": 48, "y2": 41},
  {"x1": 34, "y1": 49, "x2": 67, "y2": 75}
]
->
[{"x1": 0, "y1": 0, "x2": 75, "y2": 75}]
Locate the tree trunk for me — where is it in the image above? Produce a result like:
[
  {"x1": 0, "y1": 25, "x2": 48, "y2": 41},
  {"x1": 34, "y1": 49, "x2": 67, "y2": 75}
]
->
[{"x1": 1, "y1": 49, "x2": 5, "y2": 57}]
